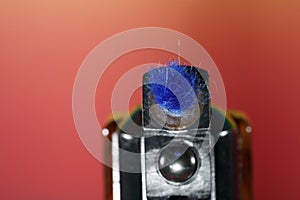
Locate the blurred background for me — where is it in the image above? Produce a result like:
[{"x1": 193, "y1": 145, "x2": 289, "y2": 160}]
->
[{"x1": 1, "y1": 0, "x2": 300, "y2": 199}]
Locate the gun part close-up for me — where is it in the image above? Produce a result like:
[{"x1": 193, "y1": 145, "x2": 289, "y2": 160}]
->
[{"x1": 103, "y1": 64, "x2": 252, "y2": 200}]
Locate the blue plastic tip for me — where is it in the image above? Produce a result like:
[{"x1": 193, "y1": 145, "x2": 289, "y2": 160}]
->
[{"x1": 147, "y1": 63, "x2": 206, "y2": 116}]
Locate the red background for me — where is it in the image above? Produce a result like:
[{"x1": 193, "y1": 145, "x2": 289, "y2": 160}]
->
[{"x1": 1, "y1": 0, "x2": 300, "y2": 199}]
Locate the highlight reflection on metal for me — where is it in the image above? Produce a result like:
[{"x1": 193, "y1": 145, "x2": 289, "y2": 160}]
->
[
  {"x1": 112, "y1": 133, "x2": 121, "y2": 200},
  {"x1": 143, "y1": 63, "x2": 210, "y2": 130}
]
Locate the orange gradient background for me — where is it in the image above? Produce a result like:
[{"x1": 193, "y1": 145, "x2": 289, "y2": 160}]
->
[{"x1": 1, "y1": 0, "x2": 300, "y2": 199}]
